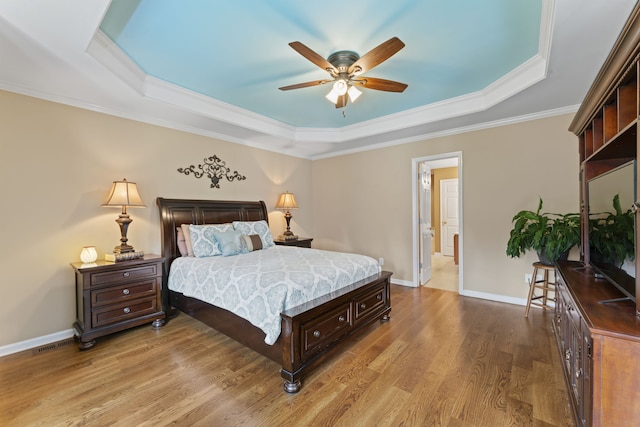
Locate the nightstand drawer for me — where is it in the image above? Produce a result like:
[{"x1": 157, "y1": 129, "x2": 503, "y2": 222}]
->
[
  {"x1": 301, "y1": 303, "x2": 351, "y2": 360},
  {"x1": 91, "y1": 279, "x2": 160, "y2": 308},
  {"x1": 90, "y1": 264, "x2": 159, "y2": 286},
  {"x1": 92, "y1": 297, "x2": 158, "y2": 328}
]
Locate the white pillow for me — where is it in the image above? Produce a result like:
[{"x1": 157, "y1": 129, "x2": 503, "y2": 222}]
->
[
  {"x1": 189, "y1": 223, "x2": 233, "y2": 257},
  {"x1": 232, "y1": 220, "x2": 275, "y2": 248}
]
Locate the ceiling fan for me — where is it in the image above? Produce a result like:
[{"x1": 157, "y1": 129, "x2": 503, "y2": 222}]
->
[{"x1": 279, "y1": 37, "x2": 408, "y2": 108}]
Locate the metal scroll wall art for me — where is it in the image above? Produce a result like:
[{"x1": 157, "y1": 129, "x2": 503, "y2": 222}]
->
[{"x1": 177, "y1": 155, "x2": 246, "y2": 189}]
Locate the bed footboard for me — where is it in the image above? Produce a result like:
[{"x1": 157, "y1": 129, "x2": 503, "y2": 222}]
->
[{"x1": 280, "y1": 271, "x2": 392, "y2": 393}]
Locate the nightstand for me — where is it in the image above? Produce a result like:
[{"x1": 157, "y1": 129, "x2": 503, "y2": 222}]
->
[
  {"x1": 71, "y1": 254, "x2": 166, "y2": 350},
  {"x1": 273, "y1": 237, "x2": 313, "y2": 248}
]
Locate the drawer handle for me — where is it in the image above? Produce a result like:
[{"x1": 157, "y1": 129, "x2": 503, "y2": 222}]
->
[
  {"x1": 338, "y1": 315, "x2": 345, "y2": 322},
  {"x1": 565, "y1": 349, "x2": 571, "y2": 360},
  {"x1": 360, "y1": 303, "x2": 366, "y2": 309},
  {"x1": 313, "y1": 330, "x2": 320, "y2": 338},
  {"x1": 122, "y1": 289, "x2": 130, "y2": 295},
  {"x1": 123, "y1": 307, "x2": 131, "y2": 314},
  {"x1": 376, "y1": 294, "x2": 382, "y2": 301},
  {"x1": 123, "y1": 272, "x2": 130, "y2": 278},
  {"x1": 576, "y1": 368, "x2": 582, "y2": 379}
]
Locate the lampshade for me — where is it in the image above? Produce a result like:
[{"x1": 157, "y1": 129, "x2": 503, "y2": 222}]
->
[
  {"x1": 102, "y1": 178, "x2": 146, "y2": 208},
  {"x1": 325, "y1": 88, "x2": 340, "y2": 104},
  {"x1": 347, "y1": 85, "x2": 362, "y2": 102},
  {"x1": 275, "y1": 192, "x2": 298, "y2": 210}
]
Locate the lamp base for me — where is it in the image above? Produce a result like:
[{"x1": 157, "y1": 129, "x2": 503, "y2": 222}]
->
[
  {"x1": 279, "y1": 231, "x2": 298, "y2": 241},
  {"x1": 114, "y1": 244, "x2": 135, "y2": 254}
]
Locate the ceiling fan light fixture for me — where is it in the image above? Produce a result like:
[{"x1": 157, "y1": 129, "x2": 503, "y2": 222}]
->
[
  {"x1": 282, "y1": 38, "x2": 406, "y2": 108},
  {"x1": 333, "y1": 79, "x2": 348, "y2": 96},
  {"x1": 325, "y1": 88, "x2": 339, "y2": 104},
  {"x1": 347, "y1": 85, "x2": 362, "y2": 103},
  {"x1": 325, "y1": 79, "x2": 348, "y2": 104}
]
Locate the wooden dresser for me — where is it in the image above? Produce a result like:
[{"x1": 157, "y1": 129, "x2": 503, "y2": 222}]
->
[
  {"x1": 71, "y1": 254, "x2": 165, "y2": 349},
  {"x1": 555, "y1": 262, "x2": 640, "y2": 426},
  {"x1": 564, "y1": 2, "x2": 640, "y2": 425}
]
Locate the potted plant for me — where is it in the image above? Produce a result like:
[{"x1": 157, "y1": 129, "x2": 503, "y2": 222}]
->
[
  {"x1": 589, "y1": 194, "x2": 634, "y2": 267},
  {"x1": 506, "y1": 198, "x2": 581, "y2": 265}
]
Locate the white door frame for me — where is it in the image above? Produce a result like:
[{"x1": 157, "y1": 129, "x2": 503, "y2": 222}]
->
[
  {"x1": 411, "y1": 152, "x2": 463, "y2": 292},
  {"x1": 419, "y1": 162, "x2": 432, "y2": 284}
]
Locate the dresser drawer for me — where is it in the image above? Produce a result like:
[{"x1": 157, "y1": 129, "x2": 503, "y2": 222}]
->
[
  {"x1": 90, "y1": 264, "x2": 159, "y2": 286},
  {"x1": 92, "y1": 297, "x2": 158, "y2": 328},
  {"x1": 301, "y1": 303, "x2": 351, "y2": 360},
  {"x1": 91, "y1": 279, "x2": 160, "y2": 308},
  {"x1": 354, "y1": 284, "x2": 386, "y2": 322}
]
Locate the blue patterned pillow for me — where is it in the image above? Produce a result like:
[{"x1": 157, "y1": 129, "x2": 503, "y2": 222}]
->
[
  {"x1": 213, "y1": 230, "x2": 247, "y2": 256},
  {"x1": 189, "y1": 223, "x2": 233, "y2": 257},
  {"x1": 232, "y1": 220, "x2": 275, "y2": 248}
]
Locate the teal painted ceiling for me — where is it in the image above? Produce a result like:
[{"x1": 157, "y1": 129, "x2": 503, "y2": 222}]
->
[
  {"x1": 1, "y1": 0, "x2": 637, "y2": 158},
  {"x1": 100, "y1": 0, "x2": 541, "y2": 128}
]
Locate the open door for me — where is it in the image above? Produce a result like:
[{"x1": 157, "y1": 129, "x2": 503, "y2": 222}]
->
[{"x1": 419, "y1": 162, "x2": 433, "y2": 284}]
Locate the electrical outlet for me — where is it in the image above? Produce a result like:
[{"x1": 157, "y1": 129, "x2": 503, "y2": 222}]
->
[{"x1": 378, "y1": 257, "x2": 384, "y2": 266}]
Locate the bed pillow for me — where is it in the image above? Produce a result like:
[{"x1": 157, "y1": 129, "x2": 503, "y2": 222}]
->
[
  {"x1": 241, "y1": 234, "x2": 263, "y2": 251},
  {"x1": 232, "y1": 220, "x2": 275, "y2": 248},
  {"x1": 189, "y1": 223, "x2": 233, "y2": 257},
  {"x1": 213, "y1": 230, "x2": 248, "y2": 256},
  {"x1": 176, "y1": 227, "x2": 188, "y2": 257},
  {"x1": 180, "y1": 224, "x2": 195, "y2": 257}
]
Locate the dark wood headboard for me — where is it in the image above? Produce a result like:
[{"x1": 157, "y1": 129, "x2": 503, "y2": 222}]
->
[{"x1": 156, "y1": 197, "x2": 269, "y2": 266}]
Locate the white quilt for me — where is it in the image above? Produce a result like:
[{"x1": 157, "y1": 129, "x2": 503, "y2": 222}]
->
[{"x1": 167, "y1": 246, "x2": 379, "y2": 345}]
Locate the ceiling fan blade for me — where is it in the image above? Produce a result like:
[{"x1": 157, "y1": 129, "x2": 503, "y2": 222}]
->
[
  {"x1": 279, "y1": 79, "x2": 332, "y2": 91},
  {"x1": 348, "y1": 37, "x2": 405, "y2": 75},
  {"x1": 288, "y1": 41, "x2": 338, "y2": 75},
  {"x1": 335, "y1": 94, "x2": 347, "y2": 108},
  {"x1": 352, "y1": 77, "x2": 407, "y2": 92}
]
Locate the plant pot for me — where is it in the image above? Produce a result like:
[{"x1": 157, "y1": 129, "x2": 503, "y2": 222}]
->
[{"x1": 537, "y1": 250, "x2": 569, "y2": 266}]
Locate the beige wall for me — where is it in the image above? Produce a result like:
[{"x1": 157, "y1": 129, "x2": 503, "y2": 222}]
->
[
  {"x1": 0, "y1": 90, "x2": 312, "y2": 348},
  {"x1": 1, "y1": 87, "x2": 581, "y2": 349},
  {"x1": 312, "y1": 114, "x2": 580, "y2": 298}
]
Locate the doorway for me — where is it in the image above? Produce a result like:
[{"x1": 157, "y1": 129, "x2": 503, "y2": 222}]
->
[{"x1": 412, "y1": 152, "x2": 462, "y2": 292}]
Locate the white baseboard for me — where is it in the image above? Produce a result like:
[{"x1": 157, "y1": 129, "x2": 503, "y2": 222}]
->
[
  {"x1": 462, "y1": 289, "x2": 556, "y2": 309},
  {"x1": 391, "y1": 278, "x2": 416, "y2": 287},
  {"x1": 461, "y1": 289, "x2": 528, "y2": 306},
  {"x1": 0, "y1": 329, "x2": 75, "y2": 357}
]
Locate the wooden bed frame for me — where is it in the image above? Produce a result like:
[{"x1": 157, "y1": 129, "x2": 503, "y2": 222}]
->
[{"x1": 157, "y1": 197, "x2": 392, "y2": 393}]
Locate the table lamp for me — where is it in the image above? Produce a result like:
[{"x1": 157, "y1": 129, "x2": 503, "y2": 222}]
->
[
  {"x1": 102, "y1": 178, "x2": 145, "y2": 253},
  {"x1": 275, "y1": 191, "x2": 298, "y2": 240}
]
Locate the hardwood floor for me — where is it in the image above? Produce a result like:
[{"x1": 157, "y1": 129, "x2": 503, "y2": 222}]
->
[{"x1": 0, "y1": 286, "x2": 574, "y2": 426}]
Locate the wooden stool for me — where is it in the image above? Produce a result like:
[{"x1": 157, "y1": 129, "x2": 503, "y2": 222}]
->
[{"x1": 525, "y1": 262, "x2": 556, "y2": 317}]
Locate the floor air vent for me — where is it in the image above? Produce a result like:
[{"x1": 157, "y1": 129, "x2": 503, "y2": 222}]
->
[{"x1": 32, "y1": 338, "x2": 74, "y2": 355}]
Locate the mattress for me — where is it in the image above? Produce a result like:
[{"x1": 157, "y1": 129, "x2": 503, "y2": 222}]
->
[{"x1": 167, "y1": 246, "x2": 379, "y2": 344}]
